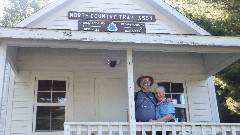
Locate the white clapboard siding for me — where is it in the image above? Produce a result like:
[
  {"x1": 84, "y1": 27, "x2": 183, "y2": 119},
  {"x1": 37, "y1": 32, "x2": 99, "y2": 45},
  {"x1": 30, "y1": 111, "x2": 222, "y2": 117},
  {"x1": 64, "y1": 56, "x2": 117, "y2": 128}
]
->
[
  {"x1": 133, "y1": 51, "x2": 204, "y2": 75},
  {"x1": 73, "y1": 73, "x2": 93, "y2": 122},
  {"x1": 30, "y1": 0, "x2": 186, "y2": 34},
  {"x1": 17, "y1": 48, "x2": 205, "y2": 76},
  {"x1": 10, "y1": 72, "x2": 32, "y2": 135},
  {"x1": 187, "y1": 80, "x2": 215, "y2": 122},
  {"x1": 17, "y1": 48, "x2": 127, "y2": 71}
]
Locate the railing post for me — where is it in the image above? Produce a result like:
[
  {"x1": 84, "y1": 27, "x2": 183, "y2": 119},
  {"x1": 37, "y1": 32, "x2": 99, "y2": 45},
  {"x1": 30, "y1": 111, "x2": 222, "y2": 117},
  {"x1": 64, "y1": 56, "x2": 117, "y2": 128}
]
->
[
  {"x1": 152, "y1": 124, "x2": 156, "y2": 135},
  {"x1": 88, "y1": 125, "x2": 92, "y2": 135},
  {"x1": 231, "y1": 126, "x2": 236, "y2": 135},
  {"x1": 64, "y1": 123, "x2": 71, "y2": 135},
  {"x1": 77, "y1": 125, "x2": 82, "y2": 135}
]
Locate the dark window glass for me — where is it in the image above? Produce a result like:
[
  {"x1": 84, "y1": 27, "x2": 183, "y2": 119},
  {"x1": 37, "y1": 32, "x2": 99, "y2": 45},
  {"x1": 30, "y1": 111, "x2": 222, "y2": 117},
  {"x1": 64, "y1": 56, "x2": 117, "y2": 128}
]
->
[
  {"x1": 165, "y1": 94, "x2": 171, "y2": 98},
  {"x1": 37, "y1": 92, "x2": 51, "y2": 103},
  {"x1": 51, "y1": 119, "x2": 64, "y2": 130},
  {"x1": 36, "y1": 106, "x2": 65, "y2": 131},
  {"x1": 36, "y1": 106, "x2": 51, "y2": 130},
  {"x1": 51, "y1": 106, "x2": 65, "y2": 119},
  {"x1": 172, "y1": 94, "x2": 181, "y2": 104},
  {"x1": 52, "y1": 81, "x2": 66, "y2": 91},
  {"x1": 175, "y1": 108, "x2": 186, "y2": 122},
  {"x1": 52, "y1": 92, "x2": 66, "y2": 103},
  {"x1": 38, "y1": 80, "x2": 52, "y2": 91},
  {"x1": 157, "y1": 82, "x2": 170, "y2": 93},
  {"x1": 171, "y1": 83, "x2": 184, "y2": 93},
  {"x1": 51, "y1": 106, "x2": 65, "y2": 130}
]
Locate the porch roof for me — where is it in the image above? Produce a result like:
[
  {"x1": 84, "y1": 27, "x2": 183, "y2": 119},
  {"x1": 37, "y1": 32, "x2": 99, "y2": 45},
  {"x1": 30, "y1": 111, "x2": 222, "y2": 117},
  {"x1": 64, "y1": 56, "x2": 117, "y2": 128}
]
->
[
  {"x1": 0, "y1": 27, "x2": 240, "y2": 53},
  {"x1": 0, "y1": 27, "x2": 240, "y2": 78}
]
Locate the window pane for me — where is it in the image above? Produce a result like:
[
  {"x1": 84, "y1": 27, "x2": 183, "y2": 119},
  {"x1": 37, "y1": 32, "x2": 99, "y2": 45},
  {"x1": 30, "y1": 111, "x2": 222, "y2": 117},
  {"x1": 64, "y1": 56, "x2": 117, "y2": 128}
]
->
[
  {"x1": 52, "y1": 81, "x2": 66, "y2": 91},
  {"x1": 172, "y1": 94, "x2": 181, "y2": 104},
  {"x1": 175, "y1": 108, "x2": 186, "y2": 122},
  {"x1": 38, "y1": 80, "x2": 52, "y2": 91},
  {"x1": 165, "y1": 94, "x2": 171, "y2": 98},
  {"x1": 52, "y1": 92, "x2": 66, "y2": 103},
  {"x1": 51, "y1": 119, "x2": 64, "y2": 130},
  {"x1": 36, "y1": 106, "x2": 51, "y2": 131},
  {"x1": 37, "y1": 92, "x2": 51, "y2": 103},
  {"x1": 157, "y1": 82, "x2": 170, "y2": 93},
  {"x1": 171, "y1": 83, "x2": 184, "y2": 93},
  {"x1": 51, "y1": 106, "x2": 65, "y2": 119},
  {"x1": 51, "y1": 106, "x2": 65, "y2": 130}
]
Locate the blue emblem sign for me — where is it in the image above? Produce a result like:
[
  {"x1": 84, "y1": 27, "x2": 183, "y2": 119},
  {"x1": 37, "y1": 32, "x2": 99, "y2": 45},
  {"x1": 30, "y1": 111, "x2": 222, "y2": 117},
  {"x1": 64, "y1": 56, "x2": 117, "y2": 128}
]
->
[{"x1": 107, "y1": 22, "x2": 118, "y2": 32}]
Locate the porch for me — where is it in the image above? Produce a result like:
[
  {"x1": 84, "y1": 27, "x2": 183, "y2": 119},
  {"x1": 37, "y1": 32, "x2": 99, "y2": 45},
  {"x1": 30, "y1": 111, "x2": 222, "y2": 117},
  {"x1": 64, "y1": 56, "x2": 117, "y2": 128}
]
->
[
  {"x1": 64, "y1": 122, "x2": 240, "y2": 135},
  {"x1": 1, "y1": 28, "x2": 240, "y2": 135}
]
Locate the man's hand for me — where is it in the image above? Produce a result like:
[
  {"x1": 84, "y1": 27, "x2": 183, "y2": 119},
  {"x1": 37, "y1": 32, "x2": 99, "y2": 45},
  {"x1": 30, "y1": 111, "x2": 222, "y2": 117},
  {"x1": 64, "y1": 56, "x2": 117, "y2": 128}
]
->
[{"x1": 166, "y1": 98, "x2": 172, "y2": 103}]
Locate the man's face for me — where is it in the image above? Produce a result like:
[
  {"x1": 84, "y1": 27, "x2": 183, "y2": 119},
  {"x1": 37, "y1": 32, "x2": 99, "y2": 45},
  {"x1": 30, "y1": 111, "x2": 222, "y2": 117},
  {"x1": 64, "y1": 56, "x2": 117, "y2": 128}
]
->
[{"x1": 140, "y1": 78, "x2": 151, "y2": 89}]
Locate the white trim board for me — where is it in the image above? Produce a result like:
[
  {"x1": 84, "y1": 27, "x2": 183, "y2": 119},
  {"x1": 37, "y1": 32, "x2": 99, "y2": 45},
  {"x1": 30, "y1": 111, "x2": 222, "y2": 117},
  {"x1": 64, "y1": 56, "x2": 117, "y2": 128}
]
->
[{"x1": 0, "y1": 27, "x2": 240, "y2": 47}]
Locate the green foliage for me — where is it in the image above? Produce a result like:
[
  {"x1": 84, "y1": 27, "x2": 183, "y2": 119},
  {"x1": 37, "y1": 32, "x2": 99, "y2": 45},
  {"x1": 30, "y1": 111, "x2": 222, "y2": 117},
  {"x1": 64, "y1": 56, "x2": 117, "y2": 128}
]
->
[
  {"x1": 1, "y1": 0, "x2": 53, "y2": 27},
  {"x1": 169, "y1": 0, "x2": 240, "y2": 121},
  {"x1": 169, "y1": 0, "x2": 240, "y2": 36},
  {"x1": 215, "y1": 60, "x2": 240, "y2": 120}
]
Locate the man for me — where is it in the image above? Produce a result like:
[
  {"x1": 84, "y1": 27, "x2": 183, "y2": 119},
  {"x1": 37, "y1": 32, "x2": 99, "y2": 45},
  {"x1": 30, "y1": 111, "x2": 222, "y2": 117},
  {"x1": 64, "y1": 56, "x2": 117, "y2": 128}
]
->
[{"x1": 135, "y1": 75, "x2": 157, "y2": 123}]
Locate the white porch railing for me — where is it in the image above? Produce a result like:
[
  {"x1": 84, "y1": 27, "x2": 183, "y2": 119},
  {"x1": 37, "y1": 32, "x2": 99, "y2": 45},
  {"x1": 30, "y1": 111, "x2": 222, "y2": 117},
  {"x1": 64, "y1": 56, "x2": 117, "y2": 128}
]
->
[{"x1": 64, "y1": 122, "x2": 240, "y2": 135}]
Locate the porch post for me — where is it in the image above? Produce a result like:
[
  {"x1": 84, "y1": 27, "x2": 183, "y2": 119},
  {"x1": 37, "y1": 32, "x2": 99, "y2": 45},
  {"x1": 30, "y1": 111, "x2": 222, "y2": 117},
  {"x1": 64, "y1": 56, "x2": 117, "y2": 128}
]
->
[
  {"x1": 127, "y1": 48, "x2": 136, "y2": 135},
  {"x1": 0, "y1": 44, "x2": 7, "y2": 119}
]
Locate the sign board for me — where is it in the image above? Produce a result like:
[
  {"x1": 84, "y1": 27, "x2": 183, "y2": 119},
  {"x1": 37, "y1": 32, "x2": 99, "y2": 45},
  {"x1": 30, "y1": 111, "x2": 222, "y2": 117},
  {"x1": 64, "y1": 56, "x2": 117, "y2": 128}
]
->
[
  {"x1": 68, "y1": 11, "x2": 156, "y2": 33},
  {"x1": 78, "y1": 21, "x2": 146, "y2": 33}
]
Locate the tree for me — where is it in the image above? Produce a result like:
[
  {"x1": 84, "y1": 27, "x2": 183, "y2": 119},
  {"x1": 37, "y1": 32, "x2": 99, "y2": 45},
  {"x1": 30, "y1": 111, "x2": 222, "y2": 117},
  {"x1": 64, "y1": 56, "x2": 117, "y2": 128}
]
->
[
  {"x1": 168, "y1": 0, "x2": 240, "y2": 36},
  {"x1": 168, "y1": 0, "x2": 240, "y2": 122},
  {"x1": 1, "y1": 0, "x2": 54, "y2": 27}
]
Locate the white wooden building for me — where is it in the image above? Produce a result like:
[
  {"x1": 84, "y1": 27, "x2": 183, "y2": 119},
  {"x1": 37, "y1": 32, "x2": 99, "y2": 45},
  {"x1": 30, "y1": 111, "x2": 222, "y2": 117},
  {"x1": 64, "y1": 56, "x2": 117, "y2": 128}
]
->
[{"x1": 0, "y1": 0, "x2": 240, "y2": 135}]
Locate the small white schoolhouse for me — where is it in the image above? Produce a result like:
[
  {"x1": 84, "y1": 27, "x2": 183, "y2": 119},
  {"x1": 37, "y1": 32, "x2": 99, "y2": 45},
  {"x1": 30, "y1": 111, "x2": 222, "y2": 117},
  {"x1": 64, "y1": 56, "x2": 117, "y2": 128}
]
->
[{"x1": 0, "y1": 0, "x2": 240, "y2": 135}]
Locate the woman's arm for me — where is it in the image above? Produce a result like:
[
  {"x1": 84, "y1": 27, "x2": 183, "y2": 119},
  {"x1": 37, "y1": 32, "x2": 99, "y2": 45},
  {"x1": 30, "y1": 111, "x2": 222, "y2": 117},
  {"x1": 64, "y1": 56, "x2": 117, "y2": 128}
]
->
[{"x1": 149, "y1": 114, "x2": 173, "y2": 122}]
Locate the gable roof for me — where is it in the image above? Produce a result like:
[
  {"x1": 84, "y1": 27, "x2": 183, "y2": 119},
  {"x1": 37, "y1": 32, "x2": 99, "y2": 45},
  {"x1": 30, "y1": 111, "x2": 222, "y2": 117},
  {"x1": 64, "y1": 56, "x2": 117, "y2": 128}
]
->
[{"x1": 16, "y1": 0, "x2": 210, "y2": 35}]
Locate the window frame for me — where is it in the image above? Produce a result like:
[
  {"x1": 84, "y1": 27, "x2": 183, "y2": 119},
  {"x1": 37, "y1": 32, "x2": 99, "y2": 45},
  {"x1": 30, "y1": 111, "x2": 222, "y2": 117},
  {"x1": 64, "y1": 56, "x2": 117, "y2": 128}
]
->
[
  {"x1": 32, "y1": 72, "x2": 73, "y2": 134},
  {"x1": 154, "y1": 79, "x2": 189, "y2": 122}
]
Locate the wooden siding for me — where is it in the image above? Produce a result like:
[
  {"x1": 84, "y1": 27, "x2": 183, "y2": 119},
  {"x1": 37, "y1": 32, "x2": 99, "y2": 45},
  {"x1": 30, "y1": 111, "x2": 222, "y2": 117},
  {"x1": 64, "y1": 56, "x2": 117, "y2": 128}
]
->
[
  {"x1": 186, "y1": 79, "x2": 217, "y2": 122},
  {"x1": 17, "y1": 48, "x2": 205, "y2": 76},
  {"x1": 29, "y1": 0, "x2": 189, "y2": 34},
  {"x1": 10, "y1": 72, "x2": 32, "y2": 135}
]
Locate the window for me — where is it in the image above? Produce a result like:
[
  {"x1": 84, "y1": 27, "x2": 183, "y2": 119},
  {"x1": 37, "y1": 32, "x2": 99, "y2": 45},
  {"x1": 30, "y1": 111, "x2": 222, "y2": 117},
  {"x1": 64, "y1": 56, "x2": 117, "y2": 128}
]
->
[
  {"x1": 157, "y1": 82, "x2": 187, "y2": 122},
  {"x1": 35, "y1": 80, "x2": 66, "y2": 131}
]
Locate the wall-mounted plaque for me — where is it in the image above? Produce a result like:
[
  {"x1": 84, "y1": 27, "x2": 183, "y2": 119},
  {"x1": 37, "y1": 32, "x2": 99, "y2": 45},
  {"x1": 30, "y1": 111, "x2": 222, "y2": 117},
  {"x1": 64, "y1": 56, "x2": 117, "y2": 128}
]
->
[{"x1": 78, "y1": 21, "x2": 146, "y2": 33}]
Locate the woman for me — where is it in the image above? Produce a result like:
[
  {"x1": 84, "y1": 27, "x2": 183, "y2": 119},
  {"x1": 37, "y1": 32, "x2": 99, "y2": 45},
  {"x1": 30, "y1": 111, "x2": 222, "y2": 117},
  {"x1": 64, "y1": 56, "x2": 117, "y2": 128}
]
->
[{"x1": 149, "y1": 86, "x2": 175, "y2": 135}]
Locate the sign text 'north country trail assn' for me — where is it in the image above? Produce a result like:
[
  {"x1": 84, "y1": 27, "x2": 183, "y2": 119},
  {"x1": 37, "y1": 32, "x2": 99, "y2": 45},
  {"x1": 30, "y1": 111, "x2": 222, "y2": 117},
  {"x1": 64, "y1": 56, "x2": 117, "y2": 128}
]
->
[{"x1": 68, "y1": 11, "x2": 156, "y2": 33}]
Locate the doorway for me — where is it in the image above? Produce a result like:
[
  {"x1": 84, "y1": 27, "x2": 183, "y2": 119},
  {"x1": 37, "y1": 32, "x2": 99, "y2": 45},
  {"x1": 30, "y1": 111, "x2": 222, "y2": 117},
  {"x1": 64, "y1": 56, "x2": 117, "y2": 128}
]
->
[{"x1": 94, "y1": 75, "x2": 128, "y2": 122}]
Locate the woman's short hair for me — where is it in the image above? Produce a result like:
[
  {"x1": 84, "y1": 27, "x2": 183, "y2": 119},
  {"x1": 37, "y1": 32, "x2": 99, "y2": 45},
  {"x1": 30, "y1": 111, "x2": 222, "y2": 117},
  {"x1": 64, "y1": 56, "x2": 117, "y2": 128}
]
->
[{"x1": 155, "y1": 86, "x2": 166, "y2": 93}]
